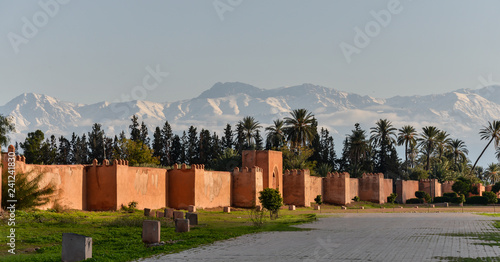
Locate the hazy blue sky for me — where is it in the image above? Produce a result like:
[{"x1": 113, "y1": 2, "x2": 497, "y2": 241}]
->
[{"x1": 1, "y1": 0, "x2": 500, "y2": 105}]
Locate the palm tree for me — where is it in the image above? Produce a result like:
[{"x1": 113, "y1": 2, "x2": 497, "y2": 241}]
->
[
  {"x1": 370, "y1": 119, "x2": 397, "y2": 173},
  {"x1": 435, "y1": 131, "x2": 450, "y2": 159},
  {"x1": 470, "y1": 121, "x2": 500, "y2": 175},
  {"x1": 284, "y1": 109, "x2": 316, "y2": 149},
  {"x1": 265, "y1": 119, "x2": 286, "y2": 149},
  {"x1": 447, "y1": 139, "x2": 469, "y2": 166},
  {"x1": 348, "y1": 123, "x2": 370, "y2": 174},
  {"x1": 238, "y1": 116, "x2": 262, "y2": 148},
  {"x1": 485, "y1": 163, "x2": 500, "y2": 184},
  {"x1": 417, "y1": 126, "x2": 441, "y2": 171},
  {"x1": 397, "y1": 125, "x2": 417, "y2": 171}
]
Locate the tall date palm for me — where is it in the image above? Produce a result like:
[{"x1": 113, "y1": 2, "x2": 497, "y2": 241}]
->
[
  {"x1": 397, "y1": 125, "x2": 417, "y2": 170},
  {"x1": 284, "y1": 109, "x2": 316, "y2": 149},
  {"x1": 470, "y1": 120, "x2": 500, "y2": 175},
  {"x1": 418, "y1": 126, "x2": 441, "y2": 171}
]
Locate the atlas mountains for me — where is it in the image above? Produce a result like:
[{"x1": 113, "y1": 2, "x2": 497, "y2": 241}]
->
[{"x1": 1, "y1": 82, "x2": 499, "y2": 165}]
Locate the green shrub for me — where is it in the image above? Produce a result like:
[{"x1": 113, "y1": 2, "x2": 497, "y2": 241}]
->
[
  {"x1": 415, "y1": 191, "x2": 426, "y2": 199},
  {"x1": 406, "y1": 198, "x2": 424, "y2": 204},
  {"x1": 2, "y1": 170, "x2": 55, "y2": 210},
  {"x1": 492, "y1": 182, "x2": 500, "y2": 193},
  {"x1": 465, "y1": 196, "x2": 488, "y2": 205},
  {"x1": 443, "y1": 192, "x2": 458, "y2": 198},
  {"x1": 433, "y1": 196, "x2": 448, "y2": 203},
  {"x1": 258, "y1": 188, "x2": 283, "y2": 220},
  {"x1": 387, "y1": 193, "x2": 397, "y2": 204},
  {"x1": 314, "y1": 195, "x2": 322, "y2": 205},
  {"x1": 352, "y1": 196, "x2": 360, "y2": 202},
  {"x1": 452, "y1": 180, "x2": 471, "y2": 196},
  {"x1": 483, "y1": 191, "x2": 498, "y2": 204}
]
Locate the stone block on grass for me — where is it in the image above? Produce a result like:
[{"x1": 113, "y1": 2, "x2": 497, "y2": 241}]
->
[
  {"x1": 289, "y1": 205, "x2": 296, "y2": 211},
  {"x1": 185, "y1": 212, "x2": 198, "y2": 225},
  {"x1": 173, "y1": 211, "x2": 184, "y2": 220},
  {"x1": 157, "y1": 211, "x2": 164, "y2": 218},
  {"x1": 188, "y1": 205, "x2": 196, "y2": 212},
  {"x1": 144, "y1": 208, "x2": 151, "y2": 217},
  {"x1": 62, "y1": 233, "x2": 92, "y2": 262},
  {"x1": 175, "y1": 219, "x2": 190, "y2": 233},
  {"x1": 142, "y1": 220, "x2": 161, "y2": 244},
  {"x1": 223, "y1": 206, "x2": 231, "y2": 213},
  {"x1": 165, "y1": 208, "x2": 174, "y2": 219},
  {"x1": 314, "y1": 205, "x2": 320, "y2": 211}
]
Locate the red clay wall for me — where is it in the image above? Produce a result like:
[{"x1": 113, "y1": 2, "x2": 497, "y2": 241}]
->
[
  {"x1": 195, "y1": 170, "x2": 231, "y2": 209},
  {"x1": 232, "y1": 167, "x2": 263, "y2": 207},
  {"x1": 283, "y1": 170, "x2": 307, "y2": 206},
  {"x1": 396, "y1": 180, "x2": 419, "y2": 204},
  {"x1": 419, "y1": 179, "x2": 441, "y2": 198},
  {"x1": 116, "y1": 162, "x2": 168, "y2": 210},
  {"x1": 242, "y1": 150, "x2": 283, "y2": 195},
  {"x1": 323, "y1": 172, "x2": 351, "y2": 205},
  {"x1": 168, "y1": 164, "x2": 196, "y2": 209},
  {"x1": 359, "y1": 173, "x2": 392, "y2": 204},
  {"x1": 2, "y1": 149, "x2": 86, "y2": 210},
  {"x1": 308, "y1": 175, "x2": 323, "y2": 207},
  {"x1": 86, "y1": 160, "x2": 118, "y2": 211},
  {"x1": 349, "y1": 178, "x2": 359, "y2": 201},
  {"x1": 441, "y1": 181, "x2": 455, "y2": 194}
]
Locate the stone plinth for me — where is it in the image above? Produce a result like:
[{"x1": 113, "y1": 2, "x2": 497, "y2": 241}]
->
[
  {"x1": 173, "y1": 211, "x2": 184, "y2": 220},
  {"x1": 188, "y1": 205, "x2": 196, "y2": 212},
  {"x1": 144, "y1": 208, "x2": 151, "y2": 217},
  {"x1": 142, "y1": 220, "x2": 161, "y2": 244},
  {"x1": 175, "y1": 219, "x2": 190, "y2": 233},
  {"x1": 185, "y1": 212, "x2": 198, "y2": 226},
  {"x1": 165, "y1": 208, "x2": 174, "y2": 219},
  {"x1": 157, "y1": 211, "x2": 164, "y2": 218},
  {"x1": 289, "y1": 205, "x2": 296, "y2": 211},
  {"x1": 62, "y1": 233, "x2": 92, "y2": 262},
  {"x1": 223, "y1": 206, "x2": 231, "y2": 213},
  {"x1": 314, "y1": 205, "x2": 320, "y2": 211}
]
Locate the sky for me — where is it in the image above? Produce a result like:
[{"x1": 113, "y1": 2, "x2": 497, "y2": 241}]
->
[{"x1": 1, "y1": 0, "x2": 500, "y2": 106}]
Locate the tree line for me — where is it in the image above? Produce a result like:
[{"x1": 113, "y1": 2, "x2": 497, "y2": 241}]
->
[{"x1": 1, "y1": 112, "x2": 499, "y2": 184}]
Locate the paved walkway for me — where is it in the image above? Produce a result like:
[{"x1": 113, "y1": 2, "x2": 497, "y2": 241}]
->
[{"x1": 139, "y1": 213, "x2": 500, "y2": 262}]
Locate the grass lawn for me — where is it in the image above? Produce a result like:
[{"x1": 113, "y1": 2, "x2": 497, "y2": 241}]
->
[{"x1": 0, "y1": 208, "x2": 316, "y2": 262}]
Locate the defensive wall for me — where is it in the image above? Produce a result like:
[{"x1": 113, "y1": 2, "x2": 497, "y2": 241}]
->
[{"x1": 2, "y1": 146, "x2": 493, "y2": 210}]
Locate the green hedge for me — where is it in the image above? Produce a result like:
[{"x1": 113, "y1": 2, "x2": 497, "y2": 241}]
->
[
  {"x1": 465, "y1": 196, "x2": 488, "y2": 205},
  {"x1": 433, "y1": 196, "x2": 449, "y2": 203},
  {"x1": 406, "y1": 198, "x2": 424, "y2": 204},
  {"x1": 443, "y1": 192, "x2": 457, "y2": 198}
]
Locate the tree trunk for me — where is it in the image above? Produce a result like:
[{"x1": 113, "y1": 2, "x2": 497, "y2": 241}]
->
[{"x1": 470, "y1": 137, "x2": 494, "y2": 176}]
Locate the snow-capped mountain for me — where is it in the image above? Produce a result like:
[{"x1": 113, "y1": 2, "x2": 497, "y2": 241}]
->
[{"x1": 1, "y1": 82, "x2": 499, "y2": 164}]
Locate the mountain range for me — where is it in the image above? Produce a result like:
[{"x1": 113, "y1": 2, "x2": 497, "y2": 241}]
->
[{"x1": 1, "y1": 82, "x2": 499, "y2": 165}]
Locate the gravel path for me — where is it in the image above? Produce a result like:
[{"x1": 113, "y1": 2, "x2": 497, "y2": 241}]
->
[{"x1": 138, "y1": 213, "x2": 500, "y2": 262}]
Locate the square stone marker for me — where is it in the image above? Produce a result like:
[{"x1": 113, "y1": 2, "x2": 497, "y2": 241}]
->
[
  {"x1": 223, "y1": 206, "x2": 231, "y2": 213},
  {"x1": 185, "y1": 212, "x2": 198, "y2": 225},
  {"x1": 173, "y1": 211, "x2": 184, "y2": 220},
  {"x1": 157, "y1": 211, "x2": 164, "y2": 218},
  {"x1": 175, "y1": 219, "x2": 190, "y2": 233},
  {"x1": 144, "y1": 208, "x2": 151, "y2": 217},
  {"x1": 165, "y1": 208, "x2": 174, "y2": 219},
  {"x1": 142, "y1": 220, "x2": 161, "y2": 244},
  {"x1": 289, "y1": 205, "x2": 296, "y2": 211},
  {"x1": 188, "y1": 205, "x2": 196, "y2": 212},
  {"x1": 61, "y1": 233, "x2": 92, "y2": 262}
]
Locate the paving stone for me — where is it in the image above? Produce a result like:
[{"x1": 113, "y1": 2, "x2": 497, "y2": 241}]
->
[{"x1": 139, "y1": 213, "x2": 500, "y2": 262}]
